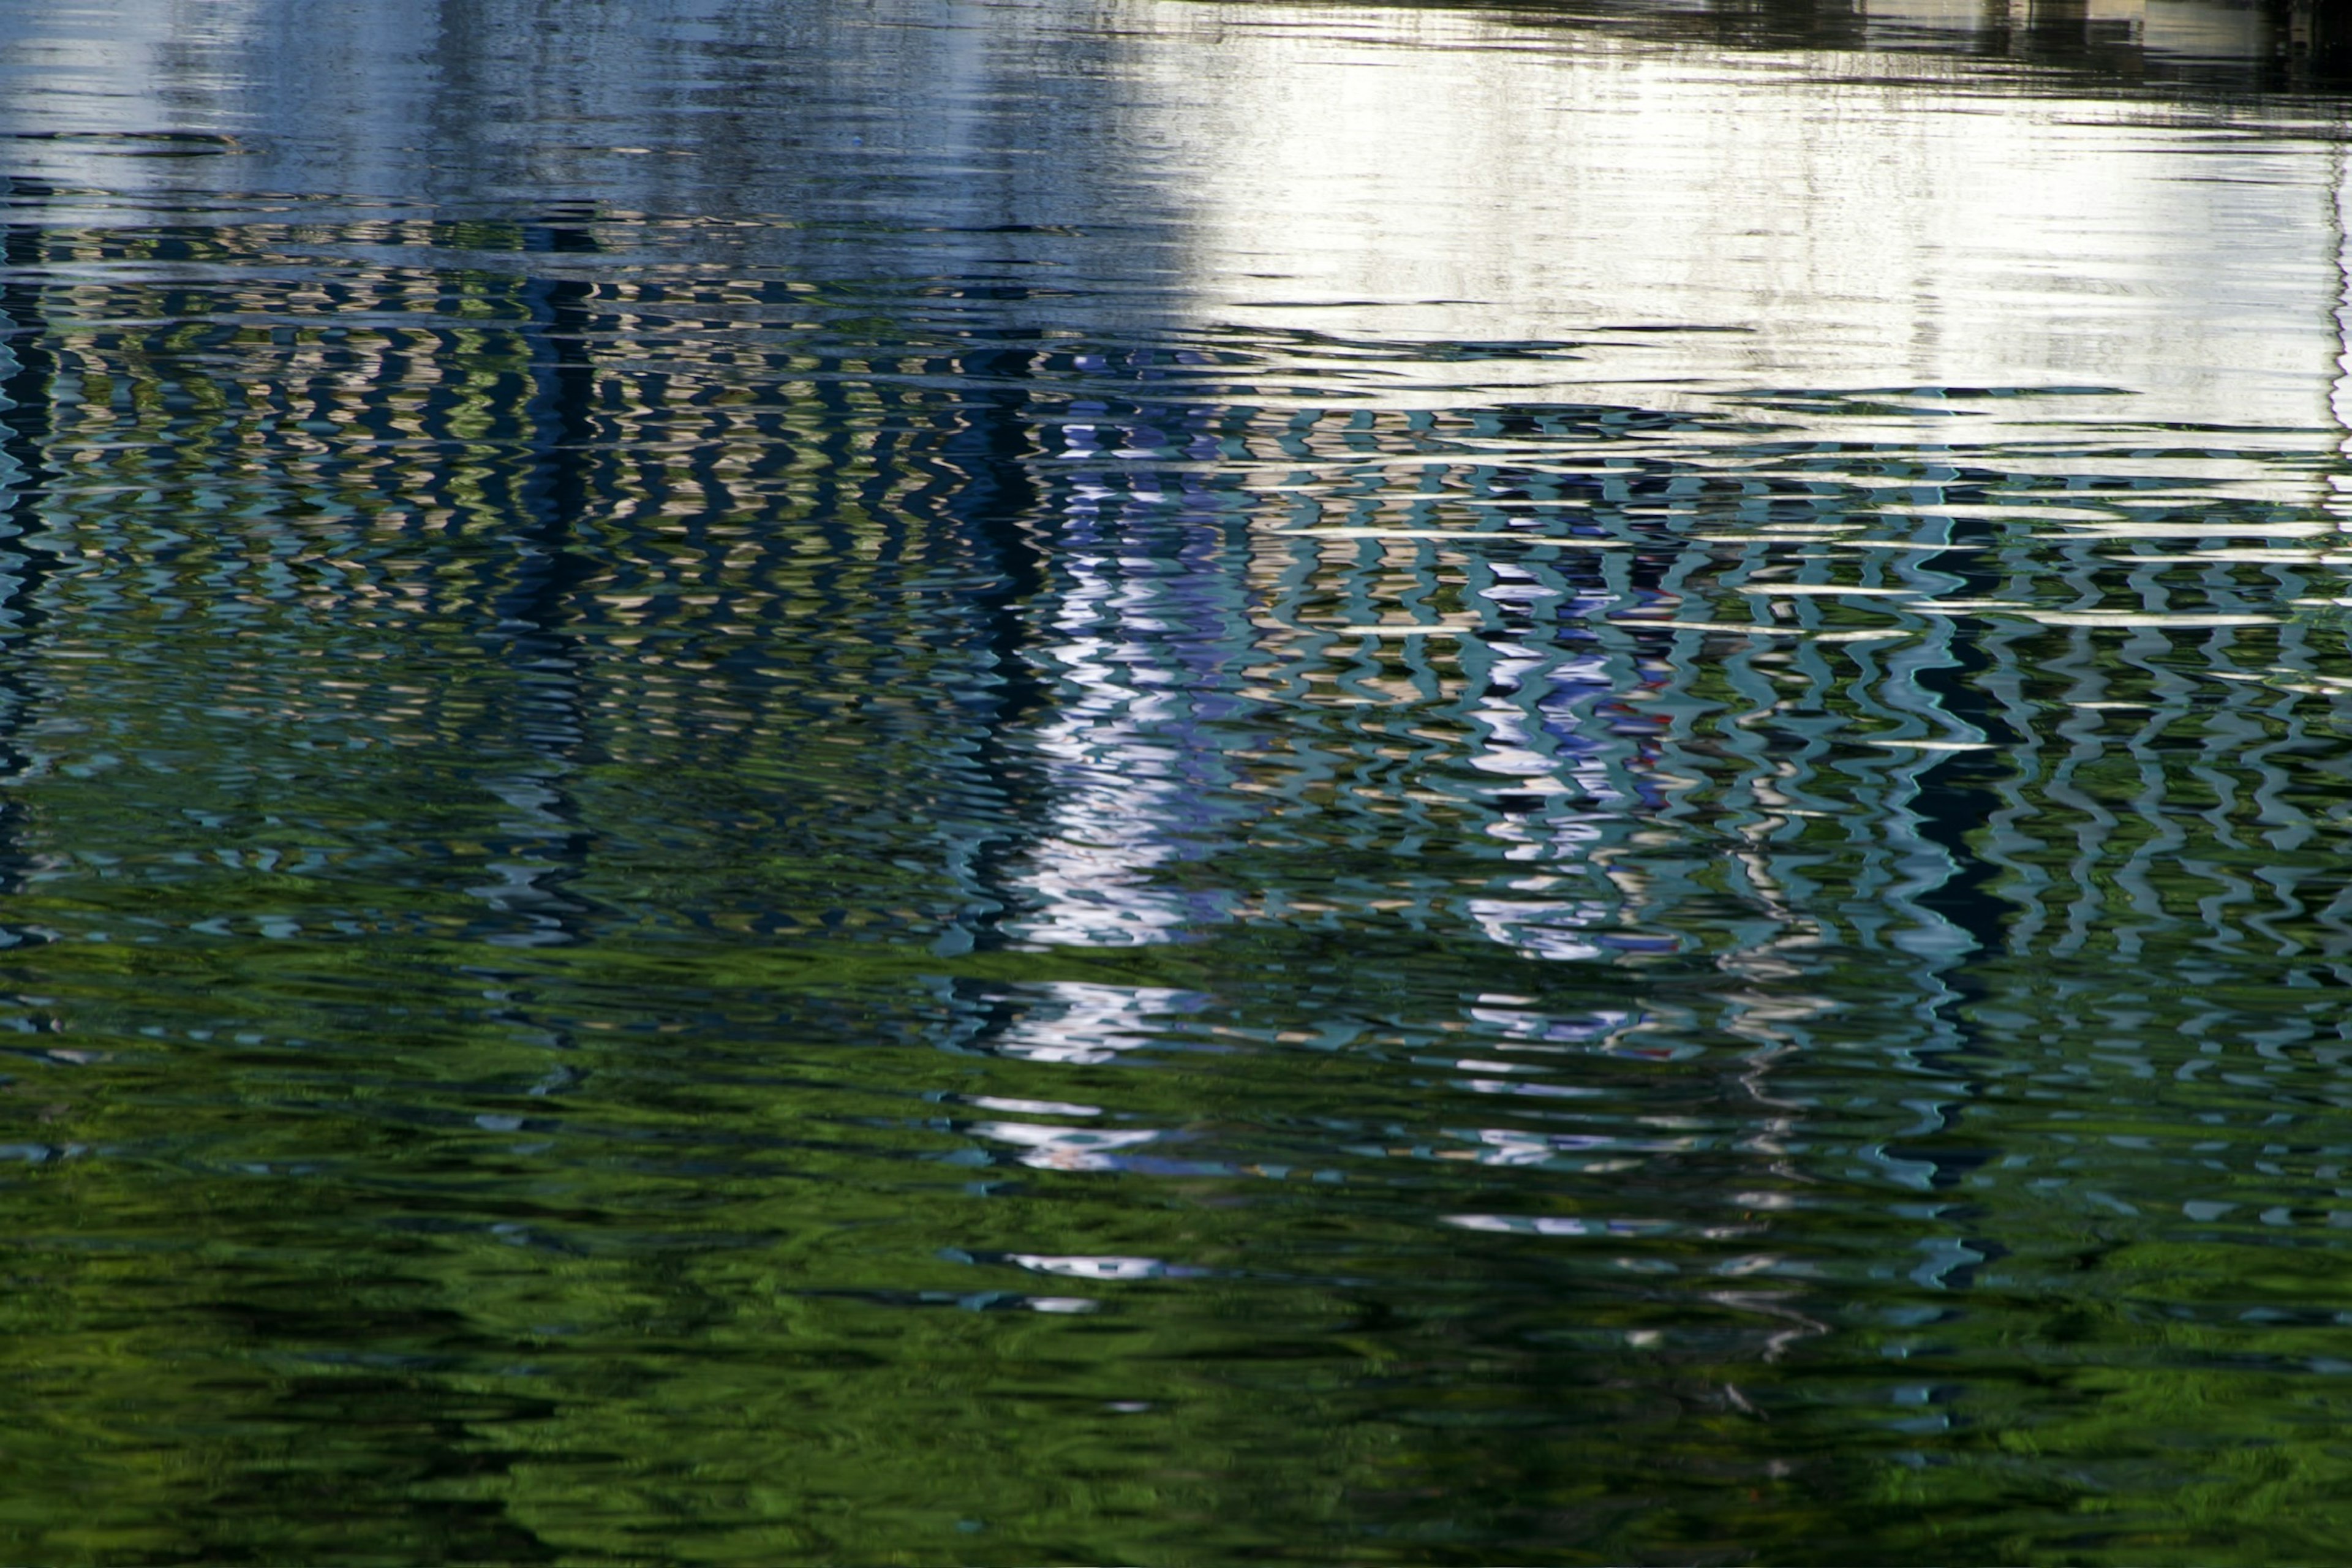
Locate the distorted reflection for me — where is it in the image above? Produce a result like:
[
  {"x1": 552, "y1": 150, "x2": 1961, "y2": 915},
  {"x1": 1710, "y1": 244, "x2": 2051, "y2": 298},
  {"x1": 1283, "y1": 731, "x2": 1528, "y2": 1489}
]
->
[{"x1": 1, "y1": 0, "x2": 2351, "y2": 1563}]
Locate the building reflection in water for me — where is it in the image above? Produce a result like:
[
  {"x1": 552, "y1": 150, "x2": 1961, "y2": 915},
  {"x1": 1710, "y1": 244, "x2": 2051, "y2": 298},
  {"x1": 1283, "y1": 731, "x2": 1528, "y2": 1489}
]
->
[
  {"x1": 0, "y1": 0, "x2": 2342, "y2": 1098},
  {"x1": 0, "y1": 0, "x2": 2348, "y2": 979},
  {"x1": 2, "y1": 1, "x2": 2352, "y2": 1551}
]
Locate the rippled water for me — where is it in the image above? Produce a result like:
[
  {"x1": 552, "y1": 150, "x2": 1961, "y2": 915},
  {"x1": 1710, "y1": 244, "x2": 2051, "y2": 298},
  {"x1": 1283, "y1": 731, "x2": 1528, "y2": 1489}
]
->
[{"x1": 7, "y1": 1, "x2": 2352, "y2": 1562}]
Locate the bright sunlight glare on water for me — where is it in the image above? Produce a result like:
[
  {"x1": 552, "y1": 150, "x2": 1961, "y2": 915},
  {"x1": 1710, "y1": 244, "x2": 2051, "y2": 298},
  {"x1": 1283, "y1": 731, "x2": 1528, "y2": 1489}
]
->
[{"x1": 6, "y1": 0, "x2": 2352, "y2": 1562}]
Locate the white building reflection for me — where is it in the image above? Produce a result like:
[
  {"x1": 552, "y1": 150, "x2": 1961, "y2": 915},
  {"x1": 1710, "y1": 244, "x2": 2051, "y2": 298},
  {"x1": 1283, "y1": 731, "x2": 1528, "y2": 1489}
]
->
[{"x1": 1125, "y1": 0, "x2": 2342, "y2": 432}]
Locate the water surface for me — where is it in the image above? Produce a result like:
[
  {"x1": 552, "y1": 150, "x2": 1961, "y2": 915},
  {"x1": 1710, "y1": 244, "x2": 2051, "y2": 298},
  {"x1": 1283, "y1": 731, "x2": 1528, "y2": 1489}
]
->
[{"x1": 6, "y1": 1, "x2": 2352, "y2": 1562}]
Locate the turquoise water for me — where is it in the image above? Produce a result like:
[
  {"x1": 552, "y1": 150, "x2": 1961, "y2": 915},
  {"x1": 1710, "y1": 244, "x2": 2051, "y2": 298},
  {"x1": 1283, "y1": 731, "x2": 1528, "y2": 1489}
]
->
[{"x1": 6, "y1": 1, "x2": 2352, "y2": 1561}]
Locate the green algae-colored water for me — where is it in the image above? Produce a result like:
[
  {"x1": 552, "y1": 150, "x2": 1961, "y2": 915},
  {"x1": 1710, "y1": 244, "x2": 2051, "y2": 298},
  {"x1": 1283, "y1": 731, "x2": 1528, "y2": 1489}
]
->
[{"x1": 7, "y1": 0, "x2": 2352, "y2": 1561}]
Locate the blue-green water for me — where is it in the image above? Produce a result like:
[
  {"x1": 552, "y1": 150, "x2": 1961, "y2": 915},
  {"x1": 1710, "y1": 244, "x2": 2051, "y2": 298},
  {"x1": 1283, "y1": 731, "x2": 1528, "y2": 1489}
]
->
[{"x1": 7, "y1": 1, "x2": 2352, "y2": 1561}]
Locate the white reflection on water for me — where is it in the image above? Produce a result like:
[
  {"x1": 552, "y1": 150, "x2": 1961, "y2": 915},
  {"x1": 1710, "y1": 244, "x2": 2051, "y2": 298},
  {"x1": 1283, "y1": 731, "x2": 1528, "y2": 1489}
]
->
[
  {"x1": 1134, "y1": 4, "x2": 2340, "y2": 430},
  {"x1": 1, "y1": 0, "x2": 2342, "y2": 432}
]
